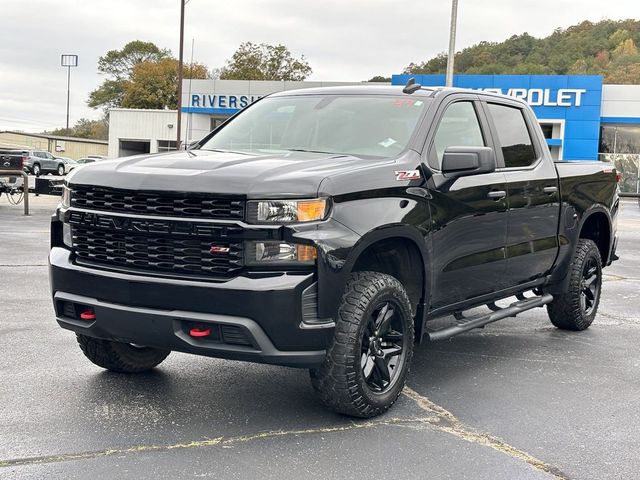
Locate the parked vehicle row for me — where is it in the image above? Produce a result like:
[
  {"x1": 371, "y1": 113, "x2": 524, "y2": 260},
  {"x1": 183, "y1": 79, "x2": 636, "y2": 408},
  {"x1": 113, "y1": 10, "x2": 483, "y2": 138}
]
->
[{"x1": 0, "y1": 149, "x2": 107, "y2": 176}]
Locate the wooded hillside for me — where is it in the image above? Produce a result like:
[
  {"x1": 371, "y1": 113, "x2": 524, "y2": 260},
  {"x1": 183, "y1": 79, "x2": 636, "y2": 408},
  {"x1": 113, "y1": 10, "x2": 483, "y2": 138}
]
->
[{"x1": 404, "y1": 19, "x2": 640, "y2": 84}]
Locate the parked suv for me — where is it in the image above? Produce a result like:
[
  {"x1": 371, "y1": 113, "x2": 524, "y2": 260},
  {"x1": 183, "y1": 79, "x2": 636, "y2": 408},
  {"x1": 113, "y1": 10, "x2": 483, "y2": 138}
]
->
[{"x1": 23, "y1": 150, "x2": 66, "y2": 176}]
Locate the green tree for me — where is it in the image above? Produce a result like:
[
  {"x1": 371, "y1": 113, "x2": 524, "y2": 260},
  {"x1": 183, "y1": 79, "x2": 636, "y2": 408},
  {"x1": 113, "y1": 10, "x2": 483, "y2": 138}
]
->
[
  {"x1": 48, "y1": 118, "x2": 109, "y2": 140},
  {"x1": 121, "y1": 58, "x2": 209, "y2": 110},
  {"x1": 368, "y1": 75, "x2": 391, "y2": 82},
  {"x1": 88, "y1": 41, "x2": 172, "y2": 111},
  {"x1": 402, "y1": 19, "x2": 640, "y2": 83},
  {"x1": 219, "y1": 42, "x2": 312, "y2": 81}
]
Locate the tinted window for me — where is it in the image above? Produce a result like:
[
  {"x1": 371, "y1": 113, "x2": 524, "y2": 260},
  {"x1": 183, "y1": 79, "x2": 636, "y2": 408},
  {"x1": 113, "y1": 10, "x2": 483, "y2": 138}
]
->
[
  {"x1": 488, "y1": 104, "x2": 536, "y2": 168},
  {"x1": 431, "y1": 102, "x2": 484, "y2": 169}
]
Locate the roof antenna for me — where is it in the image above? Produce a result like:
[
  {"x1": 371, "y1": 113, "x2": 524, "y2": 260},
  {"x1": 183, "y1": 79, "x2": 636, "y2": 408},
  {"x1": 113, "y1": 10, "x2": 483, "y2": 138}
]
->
[{"x1": 403, "y1": 77, "x2": 422, "y2": 94}]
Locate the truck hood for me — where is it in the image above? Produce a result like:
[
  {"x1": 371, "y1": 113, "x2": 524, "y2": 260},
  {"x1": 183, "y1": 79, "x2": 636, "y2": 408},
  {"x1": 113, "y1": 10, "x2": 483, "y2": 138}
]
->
[{"x1": 67, "y1": 149, "x2": 388, "y2": 197}]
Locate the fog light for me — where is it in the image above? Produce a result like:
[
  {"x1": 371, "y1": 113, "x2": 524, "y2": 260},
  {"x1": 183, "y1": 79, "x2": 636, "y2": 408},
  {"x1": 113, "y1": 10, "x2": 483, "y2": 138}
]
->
[{"x1": 63, "y1": 223, "x2": 72, "y2": 247}]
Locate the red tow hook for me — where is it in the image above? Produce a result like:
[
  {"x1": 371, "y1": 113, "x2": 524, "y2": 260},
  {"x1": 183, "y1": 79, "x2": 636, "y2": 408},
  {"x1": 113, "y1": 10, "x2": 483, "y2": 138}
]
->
[
  {"x1": 80, "y1": 310, "x2": 96, "y2": 321},
  {"x1": 189, "y1": 327, "x2": 211, "y2": 338}
]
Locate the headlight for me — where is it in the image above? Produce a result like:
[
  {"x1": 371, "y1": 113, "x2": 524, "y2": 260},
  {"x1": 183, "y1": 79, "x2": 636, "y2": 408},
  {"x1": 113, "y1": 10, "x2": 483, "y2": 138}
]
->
[
  {"x1": 247, "y1": 198, "x2": 328, "y2": 223},
  {"x1": 61, "y1": 185, "x2": 71, "y2": 208},
  {"x1": 245, "y1": 241, "x2": 317, "y2": 266}
]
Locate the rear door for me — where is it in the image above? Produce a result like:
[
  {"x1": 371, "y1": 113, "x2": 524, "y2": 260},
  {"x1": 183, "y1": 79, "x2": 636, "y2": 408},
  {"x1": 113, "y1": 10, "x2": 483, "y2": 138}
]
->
[
  {"x1": 425, "y1": 95, "x2": 509, "y2": 310},
  {"x1": 482, "y1": 100, "x2": 560, "y2": 287}
]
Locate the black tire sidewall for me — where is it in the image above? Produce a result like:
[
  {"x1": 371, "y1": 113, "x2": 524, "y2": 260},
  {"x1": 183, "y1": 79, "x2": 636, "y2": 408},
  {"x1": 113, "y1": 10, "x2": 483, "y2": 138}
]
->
[
  {"x1": 33, "y1": 164, "x2": 40, "y2": 176},
  {"x1": 57, "y1": 164, "x2": 65, "y2": 176}
]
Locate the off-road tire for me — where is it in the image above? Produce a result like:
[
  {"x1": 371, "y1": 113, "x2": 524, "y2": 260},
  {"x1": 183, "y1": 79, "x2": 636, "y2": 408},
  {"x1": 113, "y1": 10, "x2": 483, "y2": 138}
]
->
[
  {"x1": 310, "y1": 271, "x2": 414, "y2": 418},
  {"x1": 76, "y1": 334, "x2": 170, "y2": 373},
  {"x1": 547, "y1": 239, "x2": 602, "y2": 331}
]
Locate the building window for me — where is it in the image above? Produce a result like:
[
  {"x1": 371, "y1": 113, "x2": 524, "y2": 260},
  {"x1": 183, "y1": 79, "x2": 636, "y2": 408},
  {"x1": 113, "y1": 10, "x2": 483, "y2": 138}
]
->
[
  {"x1": 540, "y1": 124, "x2": 553, "y2": 139},
  {"x1": 599, "y1": 124, "x2": 640, "y2": 154},
  {"x1": 210, "y1": 116, "x2": 227, "y2": 131},
  {"x1": 158, "y1": 140, "x2": 177, "y2": 152}
]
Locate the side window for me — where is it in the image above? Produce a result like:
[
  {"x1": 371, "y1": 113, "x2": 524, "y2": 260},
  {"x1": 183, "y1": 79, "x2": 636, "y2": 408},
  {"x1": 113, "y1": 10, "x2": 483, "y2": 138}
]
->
[
  {"x1": 430, "y1": 101, "x2": 485, "y2": 169},
  {"x1": 487, "y1": 104, "x2": 536, "y2": 168}
]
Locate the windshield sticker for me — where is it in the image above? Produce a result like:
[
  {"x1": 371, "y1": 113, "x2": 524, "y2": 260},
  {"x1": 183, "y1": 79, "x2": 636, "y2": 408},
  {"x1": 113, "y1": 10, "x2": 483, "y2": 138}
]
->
[
  {"x1": 395, "y1": 170, "x2": 421, "y2": 181},
  {"x1": 378, "y1": 138, "x2": 397, "y2": 148}
]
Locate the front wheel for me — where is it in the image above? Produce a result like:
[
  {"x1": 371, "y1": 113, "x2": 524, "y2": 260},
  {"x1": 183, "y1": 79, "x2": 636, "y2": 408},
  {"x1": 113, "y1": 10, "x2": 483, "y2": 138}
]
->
[
  {"x1": 310, "y1": 272, "x2": 414, "y2": 418},
  {"x1": 547, "y1": 239, "x2": 602, "y2": 331},
  {"x1": 76, "y1": 334, "x2": 170, "y2": 373},
  {"x1": 57, "y1": 164, "x2": 65, "y2": 176}
]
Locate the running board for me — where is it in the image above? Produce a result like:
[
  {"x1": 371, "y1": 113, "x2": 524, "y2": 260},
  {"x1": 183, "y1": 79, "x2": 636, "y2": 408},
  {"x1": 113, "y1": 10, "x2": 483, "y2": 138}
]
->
[{"x1": 426, "y1": 293, "x2": 554, "y2": 342}]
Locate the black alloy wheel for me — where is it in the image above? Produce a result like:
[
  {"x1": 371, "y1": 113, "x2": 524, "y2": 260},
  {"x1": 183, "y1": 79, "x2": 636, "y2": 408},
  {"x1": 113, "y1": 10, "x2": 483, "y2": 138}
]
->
[
  {"x1": 310, "y1": 271, "x2": 414, "y2": 417},
  {"x1": 580, "y1": 256, "x2": 600, "y2": 317},
  {"x1": 360, "y1": 301, "x2": 406, "y2": 394}
]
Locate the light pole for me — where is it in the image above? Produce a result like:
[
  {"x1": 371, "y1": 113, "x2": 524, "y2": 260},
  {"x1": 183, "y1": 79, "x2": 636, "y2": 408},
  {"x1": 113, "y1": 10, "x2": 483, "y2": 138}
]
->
[
  {"x1": 176, "y1": 0, "x2": 186, "y2": 150},
  {"x1": 445, "y1": 0, "x2": 458, "y2": 87},
  {"x1": 61, "y1": 54, "x2": 78, "y2": 133}
]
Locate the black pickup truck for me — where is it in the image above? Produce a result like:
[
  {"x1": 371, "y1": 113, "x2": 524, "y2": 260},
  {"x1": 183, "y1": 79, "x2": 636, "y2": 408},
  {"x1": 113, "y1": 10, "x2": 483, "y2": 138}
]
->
[{"x1": 49, "y1": 84, "x2": 618, "y2": 417}]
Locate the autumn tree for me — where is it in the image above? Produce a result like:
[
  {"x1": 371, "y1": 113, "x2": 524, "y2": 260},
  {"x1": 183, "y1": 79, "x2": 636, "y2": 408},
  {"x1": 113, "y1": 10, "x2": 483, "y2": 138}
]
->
[
  {"x1": 121, "y1": 59, "x2": 209, "y2": 110},
  {"x1": 219, "y1": 42, "x2": 312, "y2": 81},
  {"x1": 88, "y1": 41, "x2": 172, "y2": 111}
]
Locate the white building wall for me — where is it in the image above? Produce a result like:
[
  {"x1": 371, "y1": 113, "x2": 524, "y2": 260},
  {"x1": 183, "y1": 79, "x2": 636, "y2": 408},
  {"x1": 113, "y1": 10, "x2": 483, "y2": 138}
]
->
[
  {"x1": 108, "y1": 109, "x2": 187, "y2": 158},
  {"x1": 601, "y1": 85, "x2": 640, "y2": 119}
]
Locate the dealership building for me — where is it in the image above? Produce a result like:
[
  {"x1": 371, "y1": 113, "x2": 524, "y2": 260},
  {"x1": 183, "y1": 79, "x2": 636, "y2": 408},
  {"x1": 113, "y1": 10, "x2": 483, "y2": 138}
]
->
[{"x1": 108, "y1": 75, "x2": 640, "y2": 162}]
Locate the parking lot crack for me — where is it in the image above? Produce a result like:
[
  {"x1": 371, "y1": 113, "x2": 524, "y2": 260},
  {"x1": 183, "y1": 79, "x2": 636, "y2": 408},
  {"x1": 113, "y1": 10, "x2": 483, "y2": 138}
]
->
[
  {"x1": 0, "y1": 416, "x2": 431, "y2": 469},
  {"x1": 402, "y1": 386, "x2": 570, "y2": 480}
]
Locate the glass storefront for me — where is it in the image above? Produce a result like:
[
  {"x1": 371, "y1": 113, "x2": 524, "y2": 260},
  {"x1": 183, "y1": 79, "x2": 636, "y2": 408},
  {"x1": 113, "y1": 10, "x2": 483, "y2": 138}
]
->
[{"x1": 599, "y1": 124, "x2": 640, "y2": 194}]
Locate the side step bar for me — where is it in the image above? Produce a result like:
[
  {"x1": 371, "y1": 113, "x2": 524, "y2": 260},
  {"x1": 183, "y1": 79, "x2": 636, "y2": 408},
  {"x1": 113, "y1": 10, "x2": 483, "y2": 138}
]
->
[{"x1": 426, "y1": 293, "x2": 554, "y2": 342}]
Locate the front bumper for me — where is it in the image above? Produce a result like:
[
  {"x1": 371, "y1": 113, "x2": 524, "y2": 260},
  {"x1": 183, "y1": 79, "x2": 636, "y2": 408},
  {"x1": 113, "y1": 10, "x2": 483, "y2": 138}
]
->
[{"x1": 49, "y1": 247, "x2": 333, "y2": 368}]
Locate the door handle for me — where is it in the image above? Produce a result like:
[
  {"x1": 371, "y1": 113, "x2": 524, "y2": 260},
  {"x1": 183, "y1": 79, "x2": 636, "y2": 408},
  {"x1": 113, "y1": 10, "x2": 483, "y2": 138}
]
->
[
  {"x1": 487, "y1": 190, "x2": 506, "y2": 200},
  {"x1": 543, "y1": 186, "x2": 558, "y2": 194}
]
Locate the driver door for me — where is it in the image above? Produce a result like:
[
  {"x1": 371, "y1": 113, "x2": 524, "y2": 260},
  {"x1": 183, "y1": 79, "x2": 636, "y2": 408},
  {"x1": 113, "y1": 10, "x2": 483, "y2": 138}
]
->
[{"x1": 425, "y1": 97, "x2": 509, "y2": 310}]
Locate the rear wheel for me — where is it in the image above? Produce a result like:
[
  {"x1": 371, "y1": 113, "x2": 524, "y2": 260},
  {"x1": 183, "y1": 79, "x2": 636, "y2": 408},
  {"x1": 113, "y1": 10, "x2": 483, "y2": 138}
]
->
[
  {"x1": 76, "y1": 334, "x2": 170, "y2": 373},
  {"x1": 57, "y1": 164, "x2": 65, "y2": 176},
  {"x1": 547, "y1": 239, "x2": 602, "y2": 331},
  {"x1": 32, "y1": 163, "x2": 41, "y2": 176},
  {"x1": 310, "y1": 272, "x2": 414, "y2": 418}
]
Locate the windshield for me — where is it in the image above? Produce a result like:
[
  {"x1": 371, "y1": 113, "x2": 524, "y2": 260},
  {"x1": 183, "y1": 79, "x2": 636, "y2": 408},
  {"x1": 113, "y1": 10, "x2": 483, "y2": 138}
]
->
[{"x1": 200, "y1": 95, "x2": 431, "y2": 157}]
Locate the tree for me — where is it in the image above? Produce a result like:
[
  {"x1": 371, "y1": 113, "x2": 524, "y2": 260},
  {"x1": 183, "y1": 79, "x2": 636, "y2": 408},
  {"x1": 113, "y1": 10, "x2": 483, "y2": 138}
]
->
[
  {"x1": 121, "y1": 58, "x2": 209, "y2": 110},
  {"x1": 401, "y1": 19, "x2": 640, "y2": 83},
  {"x1": 219, "y1": 42, "x2": 312, "y2": 81},
  {"x1": 48, "y1": 118, "x2": 109, "y2": 140},
  {"x1": 88, "y1": 41, "x2": 172, "y2": 111},
  {"x1": 368, "y1": 75, "x2": 391, "y2": 82}
]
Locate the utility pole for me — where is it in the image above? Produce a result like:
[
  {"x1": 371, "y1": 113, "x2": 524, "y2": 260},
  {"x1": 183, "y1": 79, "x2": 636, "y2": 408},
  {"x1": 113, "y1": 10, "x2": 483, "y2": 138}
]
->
[
  {"x1": 176, "y1": 0, "x2": 186, "y2": 149},
  {"x1": 61, "y1": 55, "x2": 78, "y2": 133},
  {"x1": 445, "y1": 0, "x2": 458, "y2": 87}
]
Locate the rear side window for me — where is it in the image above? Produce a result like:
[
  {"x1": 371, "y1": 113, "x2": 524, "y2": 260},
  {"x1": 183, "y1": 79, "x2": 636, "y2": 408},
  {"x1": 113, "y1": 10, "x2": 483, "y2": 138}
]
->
[
  {"x1": 431, "y1": 102, "x2": 485, "y2": 169},
  {"x1": 488, "y1": 104, "x2": 536, "y2": 168}
]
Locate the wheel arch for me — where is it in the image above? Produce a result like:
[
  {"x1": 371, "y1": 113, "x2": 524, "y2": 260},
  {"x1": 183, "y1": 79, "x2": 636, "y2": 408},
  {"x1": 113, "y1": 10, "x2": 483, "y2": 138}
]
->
[
  {"x1": 329, "y1": 225, "x2": 430, "y2": 340},
  {"x1": 578, "y1": 208, "x2": 612, "y2": 265}
]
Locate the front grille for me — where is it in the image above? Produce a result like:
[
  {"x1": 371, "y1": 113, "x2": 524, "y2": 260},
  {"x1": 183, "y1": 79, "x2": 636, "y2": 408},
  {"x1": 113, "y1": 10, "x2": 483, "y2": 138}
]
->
[
  {"x1": 71, "y1": 185, "x2": 244, "y2": 221},
  {"x1": 72, "y1": 226, "x2": 243, "y2": 278}
]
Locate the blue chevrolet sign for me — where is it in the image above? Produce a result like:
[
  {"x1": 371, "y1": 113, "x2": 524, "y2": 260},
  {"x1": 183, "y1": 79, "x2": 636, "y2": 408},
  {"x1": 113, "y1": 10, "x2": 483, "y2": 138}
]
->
[{"x1": 392, "y1": 74, "x2": 603, "y2": 160}]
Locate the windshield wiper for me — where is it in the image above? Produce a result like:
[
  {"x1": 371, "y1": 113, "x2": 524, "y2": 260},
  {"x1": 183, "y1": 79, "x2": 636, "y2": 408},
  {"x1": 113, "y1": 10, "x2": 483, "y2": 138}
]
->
[{"x1": 286, "y1": 148, "x2": 337, "y2": 155}]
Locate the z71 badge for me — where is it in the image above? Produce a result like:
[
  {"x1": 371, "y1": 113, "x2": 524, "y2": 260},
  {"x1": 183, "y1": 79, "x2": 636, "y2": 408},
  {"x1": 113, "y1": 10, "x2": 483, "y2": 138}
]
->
[{"x1": 395, "y1": 170, "x2": 421, "y2": 181}]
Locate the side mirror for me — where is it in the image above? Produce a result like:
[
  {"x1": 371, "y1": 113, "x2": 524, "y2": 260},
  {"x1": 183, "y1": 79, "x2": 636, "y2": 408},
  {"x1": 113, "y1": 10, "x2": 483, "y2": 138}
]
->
[{"x1": 441, "y1": 146, "x2": 496, "y2": 179}]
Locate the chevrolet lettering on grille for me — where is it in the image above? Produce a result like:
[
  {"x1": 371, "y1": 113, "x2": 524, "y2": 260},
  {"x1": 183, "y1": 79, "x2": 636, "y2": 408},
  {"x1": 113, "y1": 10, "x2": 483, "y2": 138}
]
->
[{"x1": 68, "y1": 211, "x2": 236, "y2": 238}]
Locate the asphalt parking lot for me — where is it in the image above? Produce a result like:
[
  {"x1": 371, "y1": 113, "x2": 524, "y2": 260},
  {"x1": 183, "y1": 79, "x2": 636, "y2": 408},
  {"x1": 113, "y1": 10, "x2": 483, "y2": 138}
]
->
[{"x1": 1, "y1": 194, "x2": 639, "y2": 480}]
